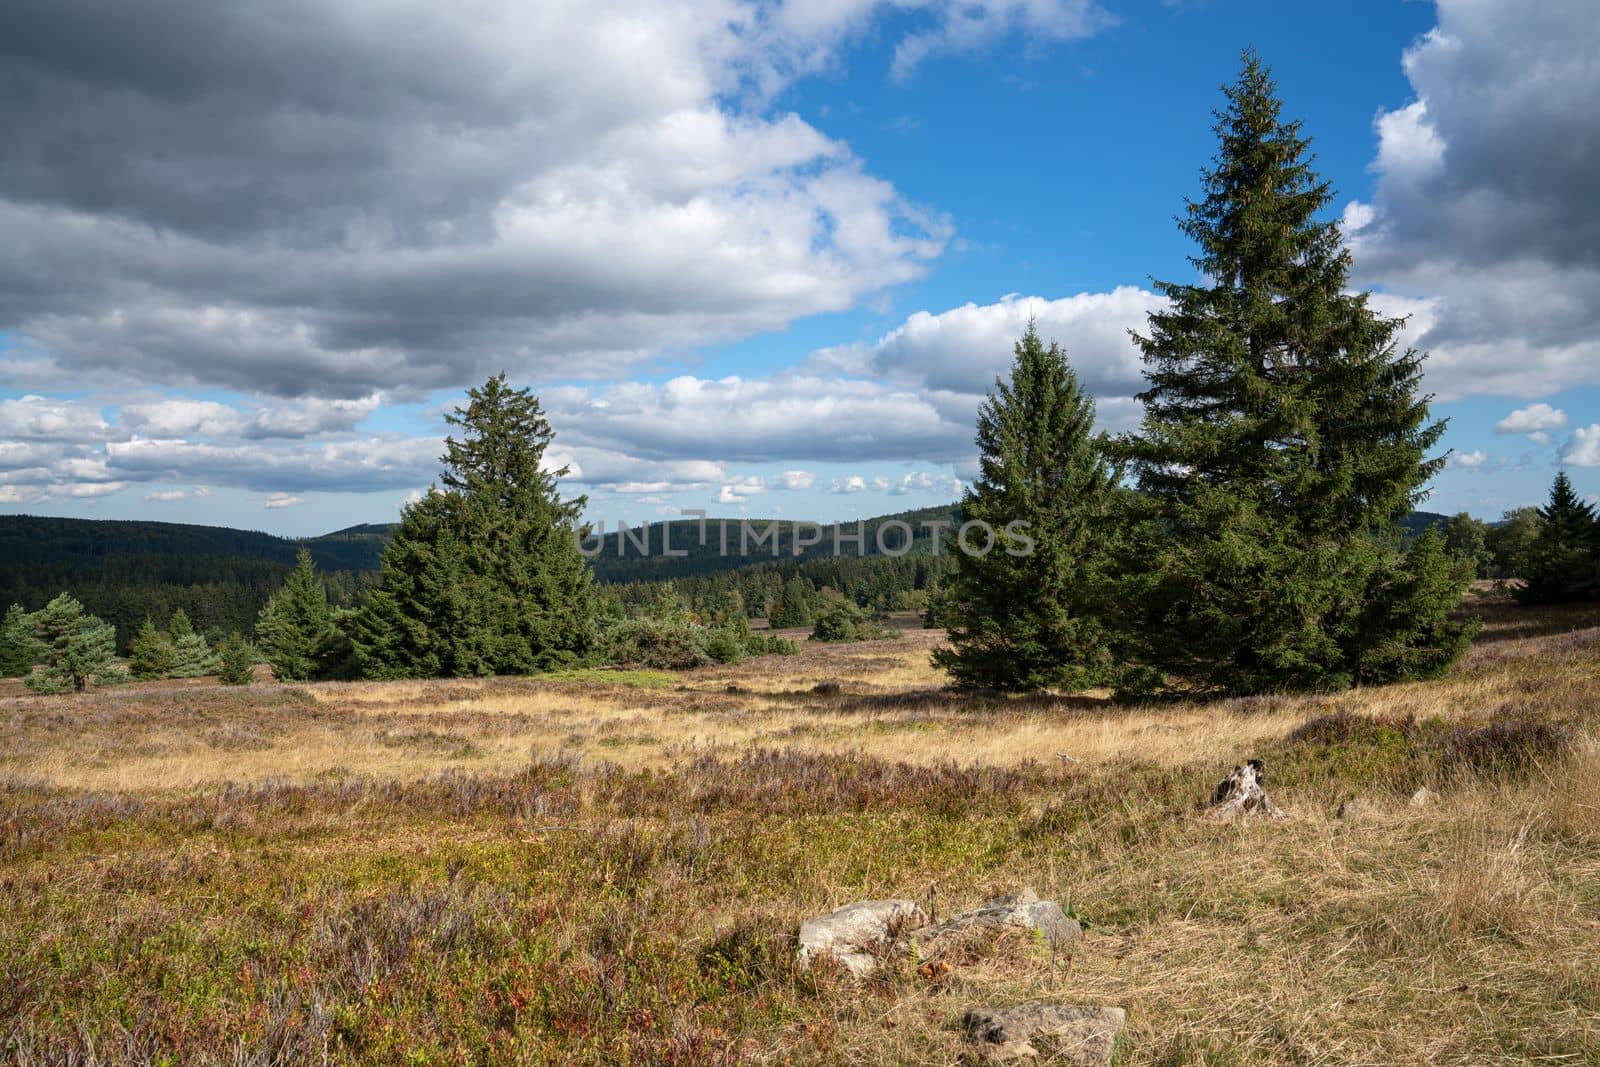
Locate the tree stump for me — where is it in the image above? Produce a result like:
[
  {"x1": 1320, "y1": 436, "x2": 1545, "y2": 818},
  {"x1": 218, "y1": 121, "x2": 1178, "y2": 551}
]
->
[{"x1": 1206, "y1": 758, "x2": 1287, "y2": 820}]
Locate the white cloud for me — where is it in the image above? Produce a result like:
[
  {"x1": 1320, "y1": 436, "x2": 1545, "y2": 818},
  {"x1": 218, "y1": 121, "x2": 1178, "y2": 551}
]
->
[
  {"x1": 1561, "y1": 425, "x2": 1600, "y2": 467},
  {"x1": 263, "y1": 493, "x2": 304, "y2": 509},
  {"x1": 1495, "y1": 403, "x2": 1567, "y2": 437},
  {"x1": 1450, "y1": 449, "x2": 1488, "y2": 469},
  {"x1": 830, "y1": 474, "x2": 889, "y2": 494},
  {"x1": 143, "y1": 489, "x2": 188, "y2": 502},
  {"x1": 778, "y1": 469, "x2": 816, "y2": 490},
  {"x1": 0, "y1": 395, "x2": 111, "y2": 442}
]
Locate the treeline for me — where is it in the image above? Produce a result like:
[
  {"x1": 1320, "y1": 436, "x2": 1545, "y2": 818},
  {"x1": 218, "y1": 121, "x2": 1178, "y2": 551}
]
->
[{"x1": 605, "y1": 552, "x2": 952, "y2": 625}]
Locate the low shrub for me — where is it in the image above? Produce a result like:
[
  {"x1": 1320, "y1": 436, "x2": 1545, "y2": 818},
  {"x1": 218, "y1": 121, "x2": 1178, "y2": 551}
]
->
[{"x1": 810, "y1": 602, "x2": 897, "y2": 643}]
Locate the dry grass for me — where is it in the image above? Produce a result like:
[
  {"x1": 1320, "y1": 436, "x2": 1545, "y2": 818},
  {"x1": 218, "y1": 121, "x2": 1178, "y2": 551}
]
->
[{"x1": 2, "y1": 592, "x2": 1598, "y2": 1064}]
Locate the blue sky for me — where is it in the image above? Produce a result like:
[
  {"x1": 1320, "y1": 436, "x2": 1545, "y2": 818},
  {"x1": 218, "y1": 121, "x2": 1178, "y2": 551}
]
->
[{"x1": 1, "y1": 0, "x2": 1595, "y2": 536}]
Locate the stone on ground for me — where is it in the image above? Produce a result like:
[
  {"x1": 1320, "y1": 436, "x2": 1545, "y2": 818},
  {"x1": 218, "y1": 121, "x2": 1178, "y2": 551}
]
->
[
  {"x1": 796, "y1": 898, "x2": 928, "y2": 977},
  {"x1": 916, "y1": 888, "x2": 1081, "y2": 957},
  {"x1": 962, "y1": 1002, "x2": 1126, "y2": 1063}
]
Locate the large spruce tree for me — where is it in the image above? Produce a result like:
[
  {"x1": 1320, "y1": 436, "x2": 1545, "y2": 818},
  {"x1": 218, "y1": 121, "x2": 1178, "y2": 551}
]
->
[
  {"x1": 351, "y1": 374, "x2": 595, "y2": 677},
  {"x1": 933, "y1": 325, "x2": 1118, "y2": 691},
  {"x1": 1516, "y1": 472, "x2": 1599, "y2": 603},
  {"x1": 1116, "y1": 52, "x2": 1474, "y2": 695}
]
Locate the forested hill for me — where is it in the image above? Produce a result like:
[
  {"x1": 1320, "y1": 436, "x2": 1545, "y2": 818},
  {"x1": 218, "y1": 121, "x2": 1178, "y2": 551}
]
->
[
  {"x1": 0, "y1": 515, "x2": 392, "y2": 646},
  {"x1": 0, "y1": 506, "x2": 1453, "y2": 648}
]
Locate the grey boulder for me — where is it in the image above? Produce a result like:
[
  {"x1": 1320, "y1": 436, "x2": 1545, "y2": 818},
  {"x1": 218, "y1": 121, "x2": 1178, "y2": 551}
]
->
[{"x1": 796, "y1": 898, "x2": 928, "y2": 977}]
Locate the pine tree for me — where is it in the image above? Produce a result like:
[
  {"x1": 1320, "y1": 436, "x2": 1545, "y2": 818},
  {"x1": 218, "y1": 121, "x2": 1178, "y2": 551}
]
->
[
  {"x1": 351, "y1": 374, "x2": 595, "y2": 677},
  {"x1": 1516, "y1": 472, "x2": 1599, "y2": 603},
  {"x1": 1115, "y1": 51, "x2": 1474, "y2": 695},
  {"x1": 217, "y1": 631, "x2": 256, "y2": 686},
  {"x1": 769, "y1": 576, "x2": 815, "y2": 628},
  {"x1": 932, "y1": 324, "x2": 1118, "y2": 691},
  {"x1": 165, "y1": 608, "x2": 218, "y2": 677},
  {"x1": 128, "y1": 616, "x2": 175, "y2": 680},
  {"x1": 27, "y1": 593, "x2": 121, "y2": 693},
  {"x1": 256, "y1": 549, "x2": 337, "y2": 681},
  {"x1": 0, "y1": 603, "x2": 39, "y2": 678}
]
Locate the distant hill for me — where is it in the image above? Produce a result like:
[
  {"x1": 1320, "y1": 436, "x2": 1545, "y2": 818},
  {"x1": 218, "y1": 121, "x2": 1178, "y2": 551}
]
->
[{"x1": 0, "y1": 505, "x2": 1462, "y2": 648}]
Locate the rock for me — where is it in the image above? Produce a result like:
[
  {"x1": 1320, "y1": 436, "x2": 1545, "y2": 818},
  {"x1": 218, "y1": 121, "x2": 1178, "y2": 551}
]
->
[
  {"x1": 963, "y1": 1002, "x2": 1126, "y2": 1063},
  {"x1": 916, "y1": 888, "x2": 1081, "y2": 957},
  {"x1": 1409, "y1": 786, "x2": 1436, "y2": 809},
  {"x1": 796, "y1": 898, "x2": 928, "y2": 977},
  {"x1": 1205, "y1": 758, "x2": 1287, "y2": 820}
]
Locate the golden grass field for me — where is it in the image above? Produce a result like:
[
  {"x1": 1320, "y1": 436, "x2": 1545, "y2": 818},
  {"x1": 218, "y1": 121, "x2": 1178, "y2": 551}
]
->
[{"x1": 3, "y1": 590, "x2": 1598, "y2": 1064}]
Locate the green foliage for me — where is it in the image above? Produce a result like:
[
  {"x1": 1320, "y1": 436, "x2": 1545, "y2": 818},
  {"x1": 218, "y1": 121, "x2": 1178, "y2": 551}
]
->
[
  {"x1": 351, "y1": 375, "x2": 596, "y2": 678},
  {"x1": 216, "y1": 631, "x2": 256, "y2": 686},
  {"x1": 165, "y1": 607, "x2": 219, "y2": 677},
  {"x1": 601, "y1": 617, "x2": 714, "y2": 669},
  {"x1": 0, "y1": 602, "x2": 40, "y2": 678},
  {"x1": 810, "y1": 600, "x2": 894, "y2": 643},
  {"x1": 931, "y1": 323, "x2": 1117, "y2": 691},
  {"x1": 768, "y1": 576, "x2": 815, "y2": 628},
  {"x1": 25, "y1": 593, "x2": 121, "y2": 693},
  {"x1": 256, "y1": 549, "x2": 337, "y2": 681},
  {"x1": 1515, "y1": 472, "x2": 1600, "y2": 604},
  {"x1": 1441, "y1": 512, "x2": 1493, "y2": 578},
  {"x1": 127, "y1": 617, "x2": 175, "y2": 680},
  {"x1": 1112, "y1": 52, "x2": 1472, "y2": 696},
  {"x1": 1487, "y1": 507, "x2": 1542, "y2": 578}
]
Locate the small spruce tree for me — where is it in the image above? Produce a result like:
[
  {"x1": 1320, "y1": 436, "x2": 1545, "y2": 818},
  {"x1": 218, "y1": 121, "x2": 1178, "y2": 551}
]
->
[
  {"x1": 0, "y1": 603, "x2": 39, "y2": 678},
  {"x1": 932, "y1": 324, "x2": 1117, "y2": 691},
  {"x1": 167, "y1": 608, "x2": 219, "y2": 677},
  {"x1": 128, "y1": 616, "x2": 176, "y2": 680},
  {"x1": 1516, "y1": 472, "x2": 1599, "y2": 603},
  {"x1": 27, "y1": 593, "x2": 121, "y2": 693},
  {"x1": 217, "y1": 631, "x2": 256, "y2": 686},
  {"x1": 256, "y1": 549, "x2": 337, "y2": 681}
]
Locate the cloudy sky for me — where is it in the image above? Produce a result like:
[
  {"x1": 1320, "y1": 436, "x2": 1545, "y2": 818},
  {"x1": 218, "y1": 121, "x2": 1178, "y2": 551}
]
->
[{"x1": 1, "y1": 0, "x2": 1596, "y2": 535}]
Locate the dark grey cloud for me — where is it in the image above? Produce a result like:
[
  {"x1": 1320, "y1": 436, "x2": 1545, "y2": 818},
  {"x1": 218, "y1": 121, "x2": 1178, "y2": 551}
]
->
[
  {"x1": 1347, "y1": 0, "x2": 1600, "y2": 400},
  {"x1": 2, "y1": 0, "x2": 1135, "y2": 399}
]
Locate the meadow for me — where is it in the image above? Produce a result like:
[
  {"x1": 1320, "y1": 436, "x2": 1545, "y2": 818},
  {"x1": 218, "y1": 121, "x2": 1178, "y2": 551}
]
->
[{"x1": 2, "y1": 590, "x2": 1597, "y2": 1064}]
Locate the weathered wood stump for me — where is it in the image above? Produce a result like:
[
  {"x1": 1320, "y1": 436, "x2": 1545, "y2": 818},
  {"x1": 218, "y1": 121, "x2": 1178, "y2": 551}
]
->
[{"x1": 1205, "y1": 758, "x2": 1287, "y2": 820}]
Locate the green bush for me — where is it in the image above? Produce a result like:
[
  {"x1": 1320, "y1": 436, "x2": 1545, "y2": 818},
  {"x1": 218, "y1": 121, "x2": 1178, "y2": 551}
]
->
[
  {"x1": 602, "y1": 618, "x2": 712, "y2": 670},
  {"x1": 810, "y1": 602, "x2": 895, "y2": 643}
]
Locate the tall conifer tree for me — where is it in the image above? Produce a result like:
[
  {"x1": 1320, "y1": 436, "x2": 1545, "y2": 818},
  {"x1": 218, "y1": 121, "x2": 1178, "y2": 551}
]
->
[
  {"x1": 1516, "y1": 472, "x2": 1599, "y2": 603},
  {"x1": 933, "y1": 325, "x2": 1117, "y2": 691},
  {"x1": 1116, "y1": 52, "x2": 1474, "y2": 695},
  {"x1": 256, "y1": 549, "x2": 337, "y2": 681},
  {"x1": 352, "y1": 374, "x2": 595, "y2": 677}
]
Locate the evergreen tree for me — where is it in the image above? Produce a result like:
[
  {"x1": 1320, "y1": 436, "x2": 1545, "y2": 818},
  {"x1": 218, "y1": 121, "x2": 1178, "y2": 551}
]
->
[
  {"x1": 0, "y1": 602, "x2": 31, "y2": 664},
  {"x1": 1115, "y1": 52, "x2": 1474, "y2": 695},
  {"x1": 128, "y1": 616, "x2": 175, "y2": 680},
  {"x1": 932, "y1": 324, "x2": 1117, "y2": 691},
  {"x1": 256, "y1": 549, "x2": 337, "y2": 681},
  {"x1": 217, "y1": 631, "x2": 256, "y2": 686},
  {"x1": 351, "y1": 374, "x2": 595, "y2": 677},
  {"x1": 769, "y1": 576, "x2": 815, "y2": 628},
  {"x1": 0, "y1": 603, "x2": 39, "y2": 678},
  {"x1": 1516, "y1": 472, "x2": 1599, "y2": 604},
  {"x1": 167, "y1": 608, "x2": 218, "y2": 677},
  {"x1": 27, "y1": 593, "x2": 121, "y2": 693}
]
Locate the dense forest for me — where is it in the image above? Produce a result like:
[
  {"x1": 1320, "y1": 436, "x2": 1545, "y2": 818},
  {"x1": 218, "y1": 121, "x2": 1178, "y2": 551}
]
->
[{"x1": 0, "y1": 505, "x2": 1473, "y2": 652}]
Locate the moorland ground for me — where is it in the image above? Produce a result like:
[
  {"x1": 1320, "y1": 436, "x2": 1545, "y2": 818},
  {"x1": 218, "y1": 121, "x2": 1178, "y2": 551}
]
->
[{"x1": 2, "y1": 591, "x2": 1598, "y2": 1064}]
